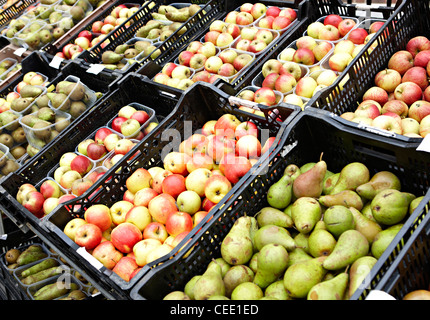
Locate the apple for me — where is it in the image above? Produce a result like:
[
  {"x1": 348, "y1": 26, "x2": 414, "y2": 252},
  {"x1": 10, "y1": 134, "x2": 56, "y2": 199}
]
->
[
  {"x1": 369, "y1": 21, "x2": 385, "y2": 34},
  {"x1": 197, "y1": 42, "x2": 217, "y2": 58},
  {"x1": 126, "y1": 167, "x2": 152, "y2": 194},
  {"x1": 74, "y1": 223, "x2": 103, "y2": 250},
  {"x1": 42, "y1": 197, "x2": 60, "y2": 216},
  {"x1": 225, "y1": 11, "x2": 239, "y2": 24},
  {"x1": 114, "y1": 138, "x2": 135, "y2": 155},
  {"x1": 110, "y1": 222, "x2": 142, "y2": 254},
  {"x1": 204, "y1": 174, "x2": 232, "y2": 203},
  {"x1": 103, "y1": 133, "x2": 121, "y2": 152},
  {"x1": 258, "y1": 16, "x2": 274, "y2": 29},
  {"x1": 313, "y1": 41, "x2": 332, "y2": 62},
  {"x1": 171, "y1": 65, "x2": 192, "y2": 80},
  {"x1": 248, "y1": 39, "x2": 267, "y2": 53},
  {"x1": 163, "y1": 151, "x2": 190, "y2": 176},
  {"x1": 374, "y1": 69, "x2": 402, "y2": 93},
  {"x1": 145, "y1": 243, "x2": 174, "y2": 265},
  {"x1": 123, "y1": 205, "x2": 151, "y2": 232},
  {"x1": 110, "y1": 200, "x2": 134, "y2": 225},
  {"x1": 334, "y1": 39, "x2": 355, "y2": 56},
  {"x1": 266, "y1": 6, "x2": 281, "y2": 18},
  {"x1": 255, "y1": 29, "x2": 274, "y2": 45},
  {"x1": 143, "y1": 222, "x2": 168, "y2": 242},
  {"x1": 131, "y1": 188, "x2": 157, "y2": 208},
  {"x1": 93, "y1": 127, "x2": 113, "y2": 144},
  {"x1": 218, "y1": 62, "x2": 236, "y2": 77},
  {"x1": 178, "y1": 50, "x2": 194, "y2": 67},
  {"x1": 214, "y1": 114, "x2": 241, "y2": 138},
  {"x1": 74, "y1": 36, "x2": 91, "y2": 50},
  {"x1": 406, "y1": 36, "x2": 430, "y2": 58},
  {"x1": 372, "y1": 115, "x2": 403, "y2": 134},
  {"x1": 86, "y1": 142, "x2": 107, "y2": 161},
  {"x1": 394, "y1": 82, "x2": 423, "y2": 105},
  {"x1": 148, "y1": 193, "x2": 177, "y2": 224},
  {"x1": 408, "y1": 100, "x2": 430, "y2": 123},
  {"x1": 84, "y1": 204, "x2": 112, "y2": 232},
  {"x1": 424, "y1": 86, "x2": 430, "y2": 102},
  {"x1": 92, "y1": 241, "x2": 123, "y2": 270},
  {"x1": 151, "y1": 169, "x2": 172, "y2": 194},
  {"x1": 402, "y1": 66, "x2": 429, "y2": 91},
  {"x1": 338, "y1": 18, "x2": 356, "y2": 37},
  {"x1": 388, "y1": 50, "x2": 414, "y2": 75},
  {"x1": 165, "y1": 211, "x2": 193, "y2": 237},
  {"x1": 63, "y1": 218, "x2": 87, "y2": 241},
  {"x1": 240, "y1": 3, "x2": 253, "y2": 13},
  {"x1": 295, "y1": 76, "x2": 318, "y2": 98},
  {"x1": 274, "y1": 73, "x2": 297, "y2": 94},
  {"x1": 250, "y1": 3, "x2": 267, "y2": 20},
  {"x1": 293, "y1": 48, "x2": 315, "y2": 65},
  {"x1": 280, "y1": 61, "x2": 303, "y2": 80},
  {"x1": 420, "y1": 114, "x2": 430, "y2": 137},
  {"x1": 401, "y1": 117, "x2": 420, "y2": 136},
  {"x1": 328, "y1": 52, "x2": 353, "y2": 72},
  {"x1": 307, "y1": 21, "x2": 324, "y2": 39},
  {"x1": 318, "y1": 25, "x2": 340, "y2": 41},
  {"x1": 205, "y1": 56, "x2": 223, "y2": 73},
  {"x1": 185, "y1": 168, "x2": 212, "y2": 197},
  {"x1": 216, "y1": 32, "x2": 234, "y2": 47},
  {"x1": 59, "y1": 170, "x2": 82, "y2": 189},
  {"x1": 262, "y1": 73, "x2": 280, "y2": 90},
  {"x1": 133, "y1": 238, "x2": 162, "y2": 267},
  {"x1": 209, "y1": 20, "x2": 227, "y2": 33},
  {"x1": 225, "y1": 23, "x2": 241, "y2": 39},
  {"x1": 40, "y1": 179, "x2": 62, "y2": 199},
  {"x1": 236, "y1": 11, "x2": 254, "y2": 25},
  {"x1": 347, "y1": 28, "x2": 368, "y2": 45},
  {"x1": 201, "y1": 120, "x2": 217, "y2": 136},
  {"x1": 161, "y1": 173, "x2": 186, "y2": 199},
  {"x1": 62, "y1": 43, "x2": 74, "y2": 59},
  {"x1": 59, "y1": 152, "x2": 78, "y2": 167},
  {"x1": 111, "y1": 116, "x2": 128, "y2": 133},
  {"x1": 112, "y1": 256, "x2": 139, "y2": 281},
  {"x1": 235, "y1": 121, "x2": 258, "y2": 140},
  {"x1": 414, "y1": 50, "x2": 430, "y2": 68},
  {"x1": 21, "y1": 191, "x2": 45, "y2": 218},
  {"x1": 206, "y1": 134, "x2": 236, "y2": 163},
  {"x1": 355, "y1": 100, "x2": 381, "y2": 119},
  {"x1": 186, "y1": 153, "x2": 213, "y2": 172},
  {"x1": 272, "y1": 16, "x2": 292, "y2": 31},
  {"x1": 324, "y1": 14, "x2": 343, "y2": 28},
  {"x1": 316, "y1": 70, "x2": 338, "y2": 86},
  {"x1": 382, "y1": 100, "x2": 409, "y2": 118},
  {"x1": 71, "y1": 178, "x2": 93, "y2": 196},
  {"x1": 176, "y1": 190, "x2": 202, "y2": 215},
  {"x1": 233, "y1": 53, "x2": 253, "y2": 71},
  {"x1": 363, "y1": 86, "x2": 389, "y2": 106},
  {"x1": 261, "y1": 59, "x2": 283, "y2": 78}
]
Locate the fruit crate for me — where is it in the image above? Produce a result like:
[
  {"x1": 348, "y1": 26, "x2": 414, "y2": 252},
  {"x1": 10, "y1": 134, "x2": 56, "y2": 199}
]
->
[
  {"x1": 357, "y1": 191, "x2": 430, "y2": 300},
  {"x1": 124, "y1": 107, "x2": 430, "y2": 300},
  {"x1": 221, "y1": 0, "x2": 404, "y2": 93},
  {"x1": 0, "y1": 0, "x2": 37, "y2": 29},
  {"x1": 77, "y1": 0, "x2": 224, "y2": 76},
  {"x1": 0, "y1": 42, "x2": 32, "y2": 92},
  {"x1": 307, "y1": 0, "x2": 429, "y2": 144},
  {"x1": 9, "y1": 78, "x2": 301, "y2": 299},
  {"x1": 136, "y1": 0, "x2": 307, "y2": 83}
]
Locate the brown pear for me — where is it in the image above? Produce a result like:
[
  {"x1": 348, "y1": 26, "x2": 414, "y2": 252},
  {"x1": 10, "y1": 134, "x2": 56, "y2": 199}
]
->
[{"x1": 293, "y1": 156, "x2": 327, "y2": 198}]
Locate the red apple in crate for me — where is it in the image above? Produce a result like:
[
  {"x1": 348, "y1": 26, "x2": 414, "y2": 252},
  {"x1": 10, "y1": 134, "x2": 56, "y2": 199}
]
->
[
  {"x1": 148, "y1": 193, "x2": 177, "y2": 224},
  {"x1": 235, "y1": 134, "x2": 262, "y2": 159},
  {"x1": 338, "y1": 18, "x2": 356, "y2": 37},
  {"x1": 40, "y1": 179, "x2": 62, "y2": 199},
  {"x1": 185, "y1": 168, "x2": 212, "y2": 197},
  {"x1": 414, "y1": 50, "x2": 430, "y2": 67},
  {"x1": 381, "y1": 100, "x2": 409, "y2": 118},
  {"x1": 204, "y1": 30, "x2": 220, "y2": 45},
  {"x1": 165, "y1": 211, "x2": 193, "y2": 237},
  {"x1": 218, "y1": 62, "x2": 236, "y2": 77},
  {"x1": 204, "y1": 174, "x2": 232, "y2": 203},
  {"x1": 293, "y1": 48, "x2": 315, "y2": 65},
  {"x1": 363, "y1": 86, "x2": 389, "y2": 106},
  {"x1": 313, "y1": 41, "x2": 332, "y2": 62},
  {"x1": 206, "y1": 134, "x2": 236, "y2": 163},
  {"x1": 223, "y1": 155, "x2": 252, "y2": 184},
  {"x1": 151, "y1": 170, "x2": 172, "y2": 194},
  {"x1": 84, "y1": 204, "x2": 112, "y2": 232},
  {"x1": 258, "y1": 16, "x2": 274, "y2": 29},
  {"x1": 163, "y1": 151, "x2": 190, "y2": 176},
  {"x1": 372, "y1": 114, "x2": 403, "y2": 134},
  {"x1": 318, "y1": 25, "x2": 340, "y2": 41},
  {"x1": 275, "y1": 73, "x2": 297, "y2": 94},
  {"x1": 214, "y1": 114, "x2": 241, "y2": 138},
  {"x1": 161, "y1": 173, "x2": 186, "y2": 198},
  {"x1": 111, "y1": 222, "x2": 142, "y2": 254},
  {"x1": 180, "y1": 134, "x2": 208, "y2": 156},
  {"x1": 324, "y1": 14, "x2": 343, "y2": 28},
  {"x1": 262, "y1": 73, "x2": 280, "y2": 90},
  {"x1": 266, "y1": 6, "x2": 281, "y2": 18},
  {"x1": 125, "y1": 205, "x2": 152, "y2": 232},
  {"x1": 133, "y1": 188, "x2": 158, "y2": 207},
  {"x1": 92, "y1": 241, "x2": 123, "y2": 269},
  {"x1": 71, "y1": 178, "x2": 93, "y2": 196},
  {"x1": 111, "y1": 116, "x2": 128, "y2": 133},
  {"x1": 261, "y1": 136, "x2": 276, "y2": 154},
  {"x1": 94, "y1": 127, "x2": 113, "y2": 144},
  {"x1": 143, "y1": 221, "x2": 168, "y2": 242},
  {"x1": 272, "y1": 16, "x2": 292, "y2": 31},
  {"x1": 202, "y1": 197, "x2": 216, "y2": 212},
  {"x1": 178, "y1": 50, "x2": 194, "y2": 67},
  {"x1": 187, "y1": 153, "x2": 214, "y2": 172},
  {"x1": 78, "y1": 30, "x2": 92, "y2": 41},
  {"x1": 233, "y1": 53, "x2": 253, "y2": 71},
  {"x1": 236, "y1": 11, "x2": 254, "y2": 25},
  {"x1": 409, "y1": 100, "x2": 430, "y2": 122},
  {"x1": 126, "y1": 167, "x2": 152, "y2": 194},
  {"x1": 74, "y1": 37, "x2": 91, "y2": 50},
  {"x1": 22, "y1": 191, "x2": 45, "y2": 218},
  {"x1": 43, "y1": 197, "x2": 60, "y2": 216},
  {"x1": 114, "y1": 139, "x2": 135, "y2": 155},
  {"x1": 64, "y1": 218, "x2": 87, "y2": 241},
  {"x1": 424, "y1": 86, "x2": 430, "y2": 102},
  {"x1": 110, "y1": 200, "x2": 134, "y2": 225},
  {"x1": 254, "y1": 87, "x2": 276, "y2": 105},
  {"x1": 369, "y1": 21, "x2": 385, "y2": 34},
  {"x1": 112, "y1": 256, "x2": 139, "y2": 281},
  {"x1": 130, "y1": 110, "x2": 149, "y2": 125},
  {"x1": 279, "y1": 8, "x2": 296, "y2": 22},
  {"x1": 394, "y1": 82, "x2": 423, "y2": 105},
  {"x1": 250, "y1": 3, "x2": 267, "y2": 20},
  {"x1": 406, "y1": 36, "x2": 430, "y2": 58},
  {"x1": 355, "y1": 100, "x2": 381, "y2": 119},
  {"x1": 86, "y1": 142, "x2": 107, "y2": 160},
  {"x1": 74, "y1": 223, "x2": 103, "y2": 250},
  {"x1": 388, "y1": 50, "x2": 414, "y2": 75},
  {"x1": 402, "y1": 66, "x2": 429, "y2": 91},
  {"x1": 103, "y1": 133, "x2": 121, "y2": 152},
  {"x1": 347, "y1": 28, "x2": 368, "y2": 45},
  {"x1": 374, "y1": 69, "x2": 402, "y2": 93},
  {"x1": 261, "y1": 59, "x2": 283, "y2": 77},
  {"x1": 235, "y1": 121, "x2": 258, "y2": 140}
]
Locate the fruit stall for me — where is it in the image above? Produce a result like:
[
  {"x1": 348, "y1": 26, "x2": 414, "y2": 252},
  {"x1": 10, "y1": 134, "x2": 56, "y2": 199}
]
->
[{"x1": 0, "y1": 0, "x2": 430, "y2": 305}]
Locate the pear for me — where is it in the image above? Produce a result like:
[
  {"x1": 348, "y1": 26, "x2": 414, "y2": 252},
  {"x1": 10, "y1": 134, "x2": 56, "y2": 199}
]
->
[
  {"x1": 264, "y1": 280, "x2": 291, "y2": 300},
  {"x1": 322, "y1": 230, "x2": 369, "y2": 270},
  {"x1": 55, "y1": 80, "x2": 74, "y2": 93},
  {"x1": 64, "y1": 83, "x2": 86, "y2": 101},
  {"x1": 33, "y1": 120, "x2": 52, "y2": 140},
  {"x1": 101, "y1": 51, "x2": 124, "y2": 64},
  {"x1": 293, "y1": 157, "x2": 327, "y2": 198},
  {"x1": 361, "y1": 203, "x2": 376, "y2": 222},
  {"x1": 221, "y1": 216, "x2": 254, "y2": 265},
  {"x1": 12, "y1": 97, "x2": 34, "y2": 113},
  {"x1": 371, "y1": 224, "x2": 403, "y2": 259},
  {"x1": 193, "y1": 260, "x2": 225, "y2": 300},
  {"x1": 308, "y1": 229, "x2": 337, "y2": 258},
  {"x1": 184, "y1": 275, "x2": 201, "y2": 300},
  {"x1": 323, "y1": 205, "x2": 355, "y2": 238},
  {"x1": 255, "y1": 207, "x2": 293, "y2": 228},
  {"x1": 287, "y1": 248, "x2": 312, "y2": 268},
  {"x1": 329, "y1": 162, "x2": 370, "y2": 195},
  {"x1": 223, "y1": 265, "x2": 254, "y2": 298},
  {"x1": 48, "y1": 93, "x2": 71, "y2": 111},
  {"x1": 163, "y1": 291, "x2": 190, "y2": 300},
  {"x1": 348, "y1": 256, "x2": 378, "y2": 297},
  {"x1": 294, "y1": 232, "x2": 310, "y2": 253},
  {"x1": 283, "y1": 256, "x2": 327, "y2": 299},
  {"x1": 307, "y1": 270, "x2": 349, "y2": 300},
  {"x1": 166, "y1": 10, "x2": 190, "y2": 22},
  {"x1": 319, "y1": 190, "x2": 363, "y2": 210},
  {"x1": 370, "y1": 189, "x2": 409, "y2": 226},
  {"x1": 0, "y1": 111, "x2": 19, "y2": 130},
  {"x1": 253, "y1": 225, "x2": 296, "y2": 251},
  {"x1": 266, "y1": 174, "x2": 293, "y2": 209},
  {"x1": 231, "y1": 282, "x2": 263, "y2": 300},
  {"x1": 283, "y1": 164, "x2": 301, "y2": 180},
  {"x1": 188, "y1": 3, "x2": 202, "y2": 16},
  {"x1": 69, "y1": 101, "x2": 87, "y2": 118},
  {"x1": 323, "y1": 172, "x2": 340, "y2": 195},
  {"x1": 300, "y1": 162, "x2": 315, "y2": 173},
  {"x1": 209, "y1": 258, "x2": 230, "y2": 278},
  {"x1": 356, "y1": 171, "x2": 401, "y2": 200},
  {"x1": 349, "y1": 207, "x2": 382, "y2": 244},
  {"x1": 37, "y1": 107, "x2": 55, "y2": 121},
  {"x1": 409, "y1": 196, "x2": 425, "y2": 214},
  {"x1": 291, "y1": 197, "x2": 322, "y2": 234},
  {"x1": 253, "y1": 243, "x2": 289, "y2": 289},
  {"x1": 20, "y1": 85, "x2": 43, "y2": 98}
]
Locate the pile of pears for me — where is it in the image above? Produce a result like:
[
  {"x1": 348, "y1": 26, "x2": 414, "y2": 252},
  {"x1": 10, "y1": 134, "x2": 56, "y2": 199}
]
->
[
  {"x1": 150, "y1": 4, "x2": 204, "y2": 23},
  {"x1": 0, "y1": 58, "x2": 18, "y2": 81},
  {"x1": 163, "y1": 155, "x2": 423, "y2": 300}
]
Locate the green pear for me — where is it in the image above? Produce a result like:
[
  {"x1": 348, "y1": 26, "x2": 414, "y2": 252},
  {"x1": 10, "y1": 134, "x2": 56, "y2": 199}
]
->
[
  {"x1": 361, "y1": 203, "x2": 376, "y2": 222},
  {"x1": 287, "y1": 248, "x2": 312, "y2": 268},
  {"x1": 409, "y1": 196, "x2": 425, "y2": 214},
  {"x1": 264, "y1": 280, "x2": 291, "y2": 300},
  {"x1": 294, "y1": 232, "x2": 310, "y2": 253},
  {"x1": 283, "y1": 164, "x2": 301, "y2": 180},
  {"x1": 193, "y1": 260, "x2": 225, "y2": 300},
  {"x1": 307, "y1": 271, "x2": 349, "y2": 300},
  {"x1": 291, "y1": 197, "x2": 322, "y2": 234},
  {"x1": 255, "y1": 207, "x2": 293, "y2": 229},
  {"x1": 300, "y1": 162, "x2": 315, "y2": 173},
  {"x1": 163, "y1": 291, "x2": 190, "y2": 300},
  {"x1": 266, "y1": 175, "x2": 293, "y2": 209},
  {"x1": 166, "y1": 10, "x2": 190, "y2": 22},
  {"x1": 322, "y1": 230, "x2": 369, "y2": 271},
  {"x1": 184, "y1": 275, "x2": 201, "y2": 300},
  {"x1": 329, "y1": 162, "x2": 370, "y2": 195},
  {"x1": 319, "y1": 190, "x2": 363, "y2": 210},
  {"x1": 221, "y1": 216, "x2": 254, "y2": 265},
  {"x1": 20, "y1": 85, "x2": 43, "y2": 98},
  {"x1": 253, "y1": 225, "x2": 296, "y2": 251},
  {"x1": 231, "y1": 282, "x2": 263, "y2": 300},
  {"x1": 370, "y1": 224, "x2": 403, "y2": 259},
  {"x1": 356, "y1": 171, "x2": 401, "y2": 200},
  {"x1": 223, "y1": 265, "x2": 254, "y2": 298},
  {"x1": 370, "y1": 189, "x2": 409, "y2": 226},
  {"x1": 323, "y1": 205, "x2": 355, "y2": 238},
  {"x1": 283, "y1": 256, "x2": 327, "y2": 299},
  {"x1": 253, "y1": 243, "x2": 289, "y2": 289},
  {"x1": 349, "y1": 207, "x2": 382, "y2": 244},
  {"x1": 308, "y1": 229, "x2": 337, "y2": 258},
  {"x1": 208, "y1": 258, "x2": 230, "y2": 278},
  {"x1": 101, "y1": 50, "x2": 124, "y2": 64},
  {"x1": 323, "y1": 172, "x2": 340, "y2": 195},
  {"x1": 292, "y1": 158, "x2": 327, "y2": 198},
  {"x1": 348, "y1": 256, "x2": 378, "y2": 297}
]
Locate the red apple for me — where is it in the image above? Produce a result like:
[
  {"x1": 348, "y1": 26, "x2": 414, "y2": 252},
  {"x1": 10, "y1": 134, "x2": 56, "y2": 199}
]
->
[
  {"x1": 204, "y1": 174, "x2": 232, "y2": 204},
  {"x1": 161, "y1": 173, "x2": 186, "y2": 199},
  {"x1": 402, "y1": 66, "x2": 429, "y2": 91},
  {"x1": 235, "y1": 135, "x2": 262, "y2": 159},
  {"x1": 110, "y1": 222, "x2": 142, "y2": 253},
  {"x1": 381, "y1": 100, "x2": 409, "y2": 118},
  {"x1": 347, "y1": 28, "x2": 368, "y2": 45},
  {"x1": 165, "y1": 211, "x2": 193, "y2": 237},
  {"x1": 338, "y1": 18, "x2": 356, "y2": 37},
  {"x1": 112, "y1": 256, "x2": 139, "y2": 282},
  {"x1": 70, "y1": 155, "x2": 93, "y2": 176},
  {"x1": 94, "y1": 127, "x2": 113, "y2": 144},
  {"x1": 363, "y1": 86, "x2": 389, "y2": 106},
  {"x1": 92, "y1": 241, "x2": 123, "y2": 270},
  {"x1": 143, "y1": 221, "x2": 168, "y2": 242},
  {"x1": 414, "y1": 50, "x2": 430, "y2": 68},
  {"x1": 148, "y1": 193, "x2": 177, "y2": 224},
  {"x1": 223, "y1": 155, "x2": 252, "y2": 184},
  {"x1": 388, "y1": 50, "x2": 414, "y2": 75},
  {"x1": 130, "y1": 110, "x2": 150, "y2": 125},
  {"x1": 408, "y1": 100, "x2": 430, "y2": 123},
  {"x1": 355, "y1": 100, "x2": 381, "y2": 119},
  {"x1": 84, "y1": 204, "x2": 112, "y2": 232},
  {"x1": 235, "y1": 121, "x2": 258, "y2": 140},
  {"x1": 74, "y1": 223, "x2": 103, "y2": 250},
  {"x1": 206, "y1": 134, "x2": 236, "y2": 163},
  {"x1": 394, "y1": 82, "x2": 423, "y2": 105},
  {"x1": 214, "y1": 114, "x2": 241, "y2": 139},
  {"x1": 133, "y1": 188, "x2": 158, "y2": 207},
  {"x1": 406, "y1": 36, "x2": 430, "y2": 58},
  {"x1": 86, "y1": 142, "x2": 107, "y2": 160},
  {"x1": 22, "y1": 191, "x2": 45, "y2": 218},
  {"x1": 374, "y1": 68, "x2": 402, "y2": 93},
  {"x1": 40, "y1": 179, "x2": 62, "y2": 199},
  {"x1": 71, "y1": 178, "x2": 94, "y2": 196},
  {"x1": 262, "y1": 136, "x2": 276, "y2": 154},
  {"x1": 163, "y1": 151, "x2": 190, "y2": 176},
  {"x1": 323, "y1": 14, "x2": 343, "y2": 28},
  {"x1": 111, "y1": 116, "x2": 128, "y2": 133}
]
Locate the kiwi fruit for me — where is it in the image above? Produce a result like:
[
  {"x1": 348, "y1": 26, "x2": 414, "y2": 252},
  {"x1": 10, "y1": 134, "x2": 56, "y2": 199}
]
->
[{"x1": 5, "y1": 248, "x2": 21, "y2": 264}]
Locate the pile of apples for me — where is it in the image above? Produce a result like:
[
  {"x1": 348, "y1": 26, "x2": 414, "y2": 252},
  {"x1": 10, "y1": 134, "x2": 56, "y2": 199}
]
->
[
  {"x1": 61, "y1": 112, "x2": 277, "y2": 282},
  {"x1": 55, "y1": 3, "x2": 144, "y2": 59},
  {"x1": 153, "y1": 63, "x2": 195, "y2": 90},
  {"x1": 306, "y1": 14, "x2": 359, "y2": 42},
  {"x1": 340, "y1": 35, "x2": 430, "y2": 138}
]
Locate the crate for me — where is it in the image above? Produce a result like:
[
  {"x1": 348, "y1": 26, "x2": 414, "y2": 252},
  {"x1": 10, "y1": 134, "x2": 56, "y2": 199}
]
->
[
  {"x1": 78, "y1": 0, "x2": 224, "y2": 76},
  {"x1": 12, "y1": 79, "x2": 300, "y2": 299},
  {"x1": 125, "y1": 107, "x2": 430, "y2": 300},
  {"x1": 307, "y1": 0, "x2": 429, "y2": 144},
  {"x1": 0, "y1": 43, "x2": 32, "y2": 92},
  {"x1": 0, "y1": 0, "x2": 37, "y2": 29},
  {"x1": 136, "y1": 0, "x2": 307, "y2": 82}
]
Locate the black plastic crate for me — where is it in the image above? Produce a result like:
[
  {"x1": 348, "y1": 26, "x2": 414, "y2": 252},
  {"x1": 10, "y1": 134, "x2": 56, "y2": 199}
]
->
[
  {"x1": 0, "y1": 0, "x2": 37, "y2": 29},
  {"x1": 127, "y1": 108, "x2": 430, "y2": 300},
  {"x1": 0, "y1": 72, "x2": 181, "y2": 235},
  {"x1": 78, "y1": 0, "x2": 224, "y2": 76},
  {"x1": 22, "y1": 80, "x2": 301, "y2": 299},
  {"x1": 309, "y1": 0, "x2": 427, "y2": 143}
]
